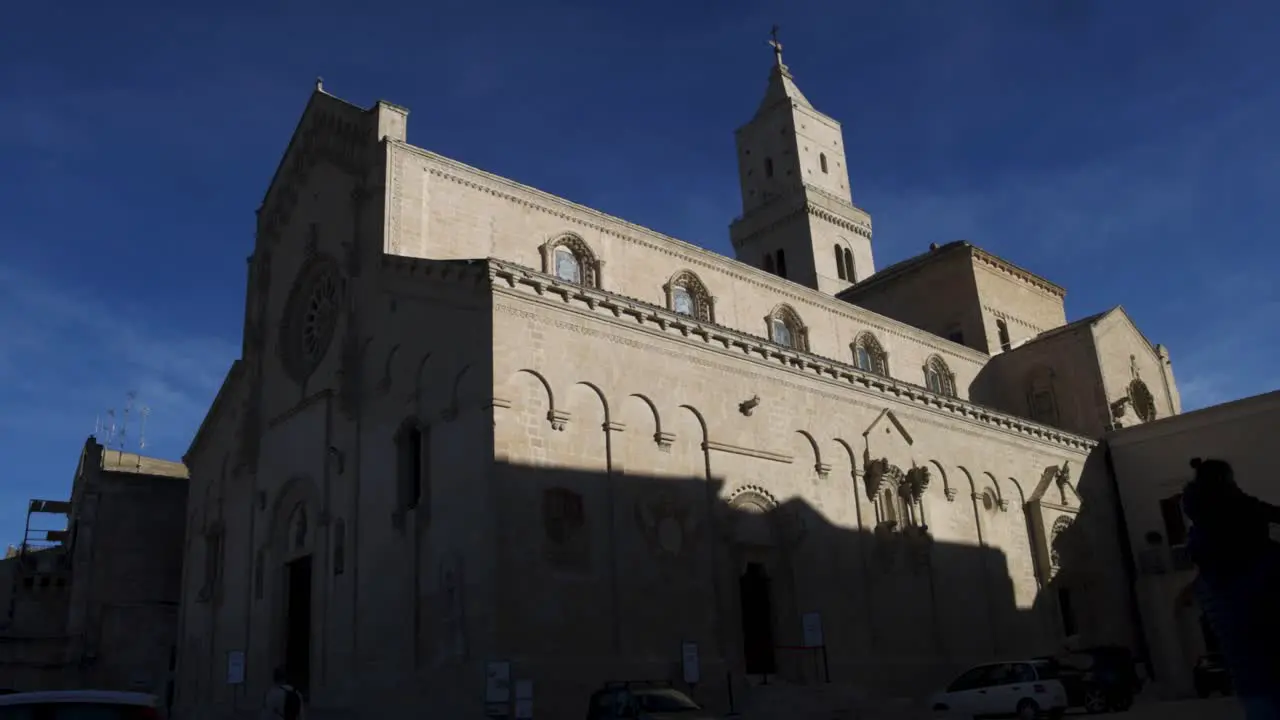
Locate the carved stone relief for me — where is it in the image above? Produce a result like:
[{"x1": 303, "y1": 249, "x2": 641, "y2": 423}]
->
[
  {"x1": 543, "y1": 487, "x2": 588, "y2": 569},
  {"x1": 1049, "y1": 515, "x2": 1074, "y2": 579},
  {"x1": 635, "y1": 491, "x2": 701, "y2": 558},
  {"x1": 863, "y1": 458, "x2": 904, "y2": 501}
]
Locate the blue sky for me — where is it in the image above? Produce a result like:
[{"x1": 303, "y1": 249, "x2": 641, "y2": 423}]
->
[{"x1": 1, "y1": 1, "x2": 1277, "y2": 544}]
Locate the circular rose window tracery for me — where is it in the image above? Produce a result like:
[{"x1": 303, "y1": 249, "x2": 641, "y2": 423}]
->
[{"x1": 280, "y1": 256, "x2": 343, "y2": 385}]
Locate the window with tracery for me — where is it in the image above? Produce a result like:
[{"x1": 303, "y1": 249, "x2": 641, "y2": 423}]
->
[
  {"x1": 665, "y1": 270, "x2": 714, "y2": 322},
  {"x1": 1129, "y1": 379, "x2": 1156, "y2": 422},
  {"x1": 279, "y1": 255, "x2": 343, "y2": 385},
  {"x1": 833, "y1": 245, "x2": 855, "y2": 282},
  {"x1": 924, "y1": 356, "x2": 957, "y2": 397},
  {"x1": 852, "y1": 333, "x2": 889, "y2": 376},
  {"x1": 766, "y1": 304, "x2": 807, "y2": 351},
  {"x1": 541, "y1": 234, "x2": 600, "y2": 288}
]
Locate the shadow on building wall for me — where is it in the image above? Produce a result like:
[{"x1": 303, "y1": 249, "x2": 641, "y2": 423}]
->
[
  {"x1": 456, "y1": 458, "x2": 1118, "y2": 717},
  {"x1": 1030, "y1": 447, "x2": 1147, "y2": 673}
]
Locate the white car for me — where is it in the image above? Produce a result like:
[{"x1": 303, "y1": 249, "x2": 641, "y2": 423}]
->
[
  {"x1": 931, "y1": 660, "x2": 1067, "y2": 719},
  {"x1": 0, "y1": 689, "x2": 162, "y2": 719}
]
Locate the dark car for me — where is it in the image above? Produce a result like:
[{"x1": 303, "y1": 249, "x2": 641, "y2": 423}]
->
[
  {"x1": 1193, "y1": 653, "x2": 1233, "y2": 697},
  {"x1": 1036, "y1": 646, "x2": 1141, "y2": 714},
  {"x1": 587, "y1": 681, "x2": 718, "y2": 720}
]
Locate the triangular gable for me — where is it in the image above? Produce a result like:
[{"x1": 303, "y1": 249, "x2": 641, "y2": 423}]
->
[
  {"x1": 862, "y1": 408, "x2": 914, "y2": 445},
  {"x1": 184, "y1": 359, "x2": 245, "y2": 464},
  {"x1": 257, "y1": 86, "x2": 381, "y2": 241},
  {"x1": 1094, "y1": 305, "x2": 1161, "y2": 356}
]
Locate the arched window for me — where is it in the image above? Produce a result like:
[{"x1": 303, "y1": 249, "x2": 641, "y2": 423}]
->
[
  {"x1": 540, "y1": 234, "x2": 600, "y2": 288},
  {"x1": 764, "y1": 157, "x2": 774, "y2": 178},
  {"x1": 924, "y1": 356, "x2": 957, "y2": 397},
  {"x1": 554, "y1": 246, "x2": 580, "y2": 283},
  {"x1": 820, "y1": 153, "x2": 829, "y2": 174},
  {"x1": 1129, "y1": 379, "x2": 1157, "y2": 422},
  {"x1": 996, "y1": 318, "x2": 1012, "y2": 351},
  {"x1": 842, "y1": 248, "x2": 855, "y2": 282},
  {"x1": 665, "y1": 270, "x2": 715, "y2": 323},
  {"x1": 1027, "y1": 366, "x2": 1059, "y2": 426},
  {"x1": 851, "y1": 333, "x2": 889, "y2": 376},
  {"x1": 881, "y1": 488, "x2": 897, "y2": 525},
  {"x1": 834, "y1": 244, "x2": 846, "y2": 280},
  {"x1": 766, "y1": 304, "x2": 808, "y2": 351}
]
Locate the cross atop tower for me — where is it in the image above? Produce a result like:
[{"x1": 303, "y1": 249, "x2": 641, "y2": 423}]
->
[{"x1": 769, "y1": 25, "x2": 784, "y2": 66}]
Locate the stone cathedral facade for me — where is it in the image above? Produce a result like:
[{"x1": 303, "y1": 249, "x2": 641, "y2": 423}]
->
[{"x1": 175, "y1": 47, "x2": 1182, "y2": 718}]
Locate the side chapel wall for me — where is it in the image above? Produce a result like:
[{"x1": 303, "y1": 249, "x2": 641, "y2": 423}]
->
[{"x1": 487, "y1": 285, "x2": 1098, "y2": 712}]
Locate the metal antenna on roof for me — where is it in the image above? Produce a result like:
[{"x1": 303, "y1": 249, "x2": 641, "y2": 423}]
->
[
  {"x1": 103, "y1": 408, "x2": 118, "y2": 449},
  {"x1": 118, "y1": 391, "x2": 137, "y2": 452},
  {"x1": 139, "y1": 405, "x2": 151, "y2": 452}
]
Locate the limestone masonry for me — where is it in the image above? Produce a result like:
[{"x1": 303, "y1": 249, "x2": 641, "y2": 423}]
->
[{"x1": 175, "y1": 48, "x2": 1184, "y2": 719}]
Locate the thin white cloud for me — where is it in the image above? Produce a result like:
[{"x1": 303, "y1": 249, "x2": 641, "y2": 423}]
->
[{"x1": 0, "y1": 263, "x2": 238, "y2": 455}]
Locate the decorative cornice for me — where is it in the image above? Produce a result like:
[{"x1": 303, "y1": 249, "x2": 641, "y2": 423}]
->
[
  {"x1": 730, "y1": 188, "x2": 872, "y2": 247},
  {"x1": 982, "y1": 305, "x2": 1047, "y2": 335},
  {"x1": 971, "y1": 248, "x2": 1065, "y2": 299},
  {"x1": 487, "y1": 260, "x2": 1095, "y2": 453},
  {"x1": 395, "y1": 145, "x2": 987, "y2": 362},
  {"x1": 806, "y1": 202, "x2": 872, "y2": 239}
]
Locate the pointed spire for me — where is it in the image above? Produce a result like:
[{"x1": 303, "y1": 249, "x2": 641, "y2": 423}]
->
[{"x1": 755, "y1": 25, "x2": 812, "y2": 117}]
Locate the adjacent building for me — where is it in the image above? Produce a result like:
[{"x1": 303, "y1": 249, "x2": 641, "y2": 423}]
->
[
  {"x1": 0, "y1": 438, "x2": 188, "y2": 699},
  {"x1": 1108, "y1": 389, "x2": 1280, "y2": 698},
  {"x1": 175, "y1": 44, "x2": 1183, "y2": 718}
]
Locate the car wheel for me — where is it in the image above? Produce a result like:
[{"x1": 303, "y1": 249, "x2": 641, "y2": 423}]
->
[
  {"x1": 1083, "y1": 687, "x2": 1108, "y2": 714},
  {"x1": 1016, "y1": 698, "x2": 1040, "y2": 720}
]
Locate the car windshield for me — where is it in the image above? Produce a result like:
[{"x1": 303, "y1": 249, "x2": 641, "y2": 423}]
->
[{"x1": 633, "y1": 689, "x2": 701, "y2": 712}]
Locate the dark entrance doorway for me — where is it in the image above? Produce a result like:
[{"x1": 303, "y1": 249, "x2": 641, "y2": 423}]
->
[
  {"x1": 284, "y1": 555, "x2": 312, "y2": 696},
  {"x1": 739, "y1": 562, "x2": 777, "y2": 675}
]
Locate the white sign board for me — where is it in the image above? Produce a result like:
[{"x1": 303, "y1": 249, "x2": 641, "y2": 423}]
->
[
  {"x1": 226, "y1": 650, "x2": 246, "y2": 685},
  {"x1": 681, "y1": 641, "x2": 700, "y2": 685},
  {"x1": 514, "y1": 679, "x2": 534, "y2": 719},
  {"x1": 802, "y1": 612, "x2": 824, "y2": 648},
  {"x1": 485, "y1": 661, "x2": 512, "y2": 703}
]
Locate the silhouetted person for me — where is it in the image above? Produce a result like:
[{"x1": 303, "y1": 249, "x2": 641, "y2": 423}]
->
[
  {"x1": 261, "y1": 666, "x2": 305, "y2": 720},
  {"x1": 1182, "y1": 457, "x2": 1280, "y2": 719}
]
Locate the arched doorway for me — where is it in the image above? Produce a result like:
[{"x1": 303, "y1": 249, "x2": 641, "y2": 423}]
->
[
  {"x1": 739, "y1": 562, "x2": 777, "y2": 675},
  {"x1": 725, "y1": 489, "x2": 800, "y2": 681},
  {"x1": 263, "y1": 478, "x2": 320, "y2": 699}
]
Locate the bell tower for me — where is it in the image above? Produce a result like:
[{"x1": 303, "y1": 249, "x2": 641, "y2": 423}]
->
[{"x1": 729, "y1": 29, "x2": 875, "y2": 294}]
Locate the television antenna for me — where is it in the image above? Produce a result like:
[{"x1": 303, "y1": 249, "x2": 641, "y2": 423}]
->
[{"x1": 138, "y1": 405, "x2": 151, "y2": 451}]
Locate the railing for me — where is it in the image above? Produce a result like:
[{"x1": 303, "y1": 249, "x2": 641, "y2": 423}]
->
[{"x1": 753, "y1": 643, "x2": 831, "y2": 686}]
